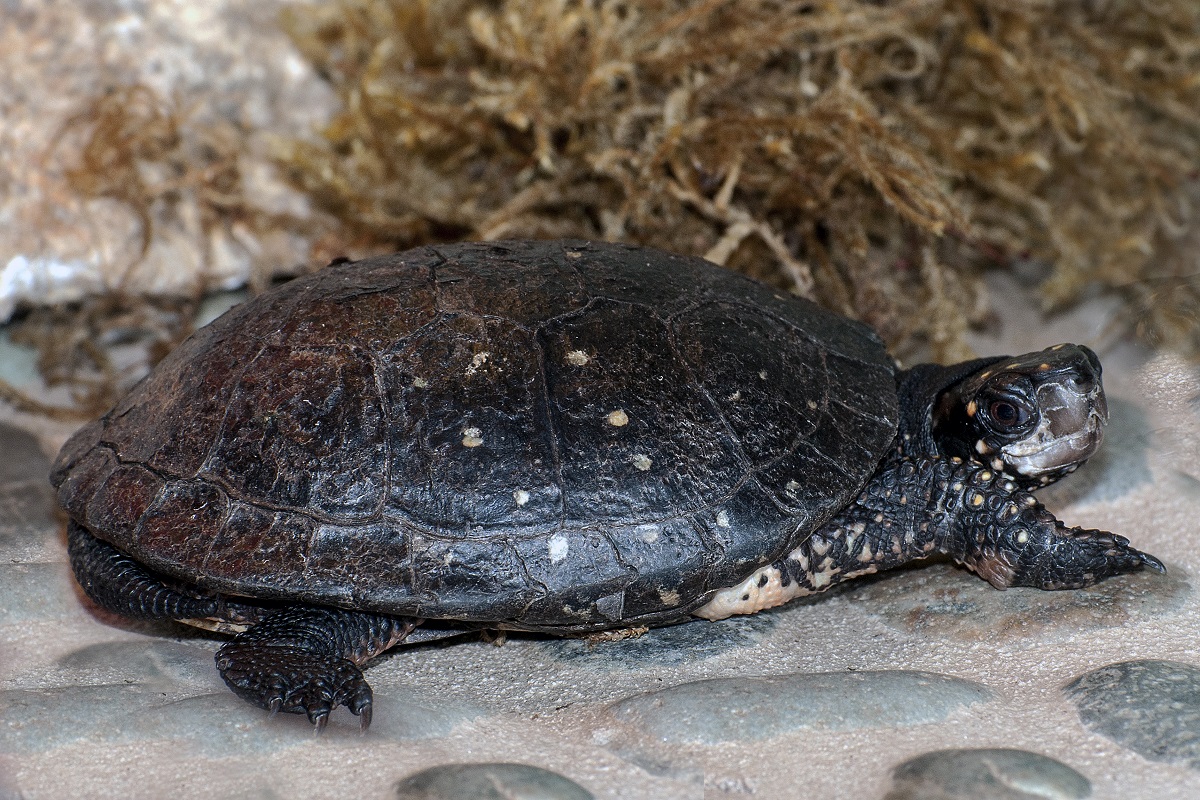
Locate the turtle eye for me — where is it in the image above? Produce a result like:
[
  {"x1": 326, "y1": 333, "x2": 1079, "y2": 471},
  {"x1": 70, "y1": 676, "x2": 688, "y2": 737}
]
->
[{"x1": 987, "y1": 398, "x2": 1030, "y2": 430}]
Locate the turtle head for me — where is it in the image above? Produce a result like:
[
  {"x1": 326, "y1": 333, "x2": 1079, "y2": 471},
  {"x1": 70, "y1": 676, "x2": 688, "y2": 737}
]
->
[{"x1": 931, "y1": 344, "x2": 1108, "y2": 485}]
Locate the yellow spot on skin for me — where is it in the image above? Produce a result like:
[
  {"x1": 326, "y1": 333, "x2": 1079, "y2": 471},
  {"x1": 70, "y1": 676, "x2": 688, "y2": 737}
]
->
[
  {"x1": 513, "y1": 489, "x2": 530, "y2": 506},
  {"x1": 967, "y1": 400, "x2": 978, "y2": 417},
  {"x1": 758, "y1": 369, "x2": 768, "y2": 380},
  {"x1": 971, "y1": 493, "x2": 984, "y2": 507},
  {"x1": 716, "y1": 510, "x2": 731, "y2": 528},
  {"x1": 1038, "y1": 363, "x2": 1051, "y2": 371},
  {"x1": 462, "y1": 427, "x2": 484, "y2": 447},
  {"x1": 785, "y1": 480, "x2": 800, "y2": 496},
  {"x1": 978, "y1": 471, "x2": 993, "y2": 481},
  {"x1": 566, "y1": 250, "x2": 583, "y2": 259},
  {"x1": 607, "y1": 409, "x2": 629, "y2": 427},
  {"x1": 1017, "y1": 530, "x2": 1030, "y2": 544},
  {"x1": 658, "y1": 588, "x2": 681, "y2": 606},
  {"x1": 632, "y1": 453, "x2": 652, "y2": 471},
  {"x1": 807, "y1": 400, "x2": 818, "y2": 410},
  {"x1": 412, "y1": 377, "x2": 429, "y2": 388},
  {"x1": 727, "y1": 390, "x2": 742, "y2": 402},
  {"x1": 566, "y1": 349, "x2": 590, "y2": 366}
]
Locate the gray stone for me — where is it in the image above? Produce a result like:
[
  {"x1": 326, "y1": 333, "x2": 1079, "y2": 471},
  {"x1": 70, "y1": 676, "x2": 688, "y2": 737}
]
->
[
  {"x1": 0, "y1": 422, "x2": 50, "y2": 487},
  {"x1": 1065, "y1": 660, "x2": 1200, "y2": 770},
  {"x1": 0, "y1": 562, "x2": 82, "y2": 623},
  {"x1": 363, "y1": 691, "x2": 488, "y2": 743},
  {"x1": 0, "y1": 652, "x2": 485, "y2": 754},
  {"x1": 394, "y1": 763, "x2": 593, "y2": 800},
  {"x1": 542, "y1": 612, "x2": 777, "y2": 666},
  {"x1": 606, "y1": 670, "x2": 994, "y2": 745},
  {"x1": 885, "y1": 748, "x2": 1091, "y2": 800},
  {"x1": 52, "y1": 639, "x2": 218, "y2": 687},
  {"x1": 851, "y1": 562, "x2": 1186, "y2": 642},
  {"x1": 0, "y1": 423, "x2": 62, "y2": 563}
]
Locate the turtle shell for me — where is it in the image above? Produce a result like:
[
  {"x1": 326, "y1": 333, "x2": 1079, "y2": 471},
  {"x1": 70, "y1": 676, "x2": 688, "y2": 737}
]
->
[{"x1": 51, "y1": 240, "x2": 898, "y2": 631}]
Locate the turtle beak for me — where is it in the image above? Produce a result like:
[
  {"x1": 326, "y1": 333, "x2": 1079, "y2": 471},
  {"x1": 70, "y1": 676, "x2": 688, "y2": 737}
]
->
[{"x1": 1001, "y1": 346, "x2": 1108, "y2": 479}]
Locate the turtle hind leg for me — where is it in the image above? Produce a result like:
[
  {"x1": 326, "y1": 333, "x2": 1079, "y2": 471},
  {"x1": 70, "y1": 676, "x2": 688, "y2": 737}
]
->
[
  {"x1": 215, "y1": 607, "x2": 419, "y2": 730},
  {"x1": 67, "y1": 520, "x2": 223, "y2": 620}
]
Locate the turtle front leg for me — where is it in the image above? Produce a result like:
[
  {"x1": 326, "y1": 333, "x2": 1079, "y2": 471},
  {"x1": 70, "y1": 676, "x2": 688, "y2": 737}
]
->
[
  {"x1": 215, "y1": 607, "x2": 419, "y2": 730},
  {"x1": 695, "y1": 457, "x2": 1162, "y2": 620}
]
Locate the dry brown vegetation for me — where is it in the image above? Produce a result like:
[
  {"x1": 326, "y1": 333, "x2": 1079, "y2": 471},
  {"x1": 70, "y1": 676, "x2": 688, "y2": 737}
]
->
[
  {"x1": 23, "y1": 0, "x2": 1200, "y2": 413},
  {"x1": 276, "y1": 0, "x2": 1200, "y2": 359}
]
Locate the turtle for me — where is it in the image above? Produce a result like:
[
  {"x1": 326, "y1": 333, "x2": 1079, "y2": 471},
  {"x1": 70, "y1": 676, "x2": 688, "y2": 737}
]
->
[{"x1": 51, "y1": 239, "x2": 1163, "y2": 729}]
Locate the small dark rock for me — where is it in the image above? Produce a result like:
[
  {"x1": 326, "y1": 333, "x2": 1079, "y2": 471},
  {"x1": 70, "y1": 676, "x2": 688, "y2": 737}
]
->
[
  {"x1": 1065, "y1": 659, "x2": 1200, "y2": 771},
  {"x1": 886, "y1": 748, "x2": 1091, "y2": 800},
  {"x1": 607, "y1": 670, "x2": 994, "y2": 745},
  {"x1": 851, "y1": 562, "x2": 1186, "y2": 642},
  {"x1": 542, "y1": 612, "x2": 777, "y2": 666},
  {"x1": 394, "y1": 763, "x2": 593, "y2": 800}
]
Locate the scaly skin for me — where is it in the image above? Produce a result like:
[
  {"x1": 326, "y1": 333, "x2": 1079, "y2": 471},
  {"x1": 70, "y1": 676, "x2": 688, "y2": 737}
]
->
[
  {"x1": 215, "y1": 608, "x2": 417, "y2": 731},
  {"x1": 67, "y1": 522, "x2": 417, "y2": 729},
  {"x1": 696, "y1": 456, "x2": 1163, "y2": 620}
]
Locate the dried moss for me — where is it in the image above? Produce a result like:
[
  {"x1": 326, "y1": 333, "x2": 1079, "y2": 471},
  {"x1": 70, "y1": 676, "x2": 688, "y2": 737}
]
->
[
  {"x1": 275, "y1": 0, "x2": 1200, "y2": 359},
  {"x1": 11, "y1": 84, "x2": 332, "y2": 416},
  {"x1": 16, "y1": 1, "x2": 1200, "y2": 415}
]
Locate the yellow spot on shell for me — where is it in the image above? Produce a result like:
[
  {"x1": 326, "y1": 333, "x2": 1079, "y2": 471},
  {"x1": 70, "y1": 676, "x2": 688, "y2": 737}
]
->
[
  {"x1": 566, "y1": 350, "x2": 590, "y2": 366},
  {"x1": 967, "y1": 400, "x2": 978, "y2": 417},
  {"x1": 607, "y1": 409, "x2": 629, "y2": 427},
  {"x1": 513, "y1": 489, "x2": 530, "y2": 506},
  {"x1": 632, "y1": 453, "x2": 652, "y2": 471},
  {"x1": 412, "y1": 377, "x2": 429, "y2": 388},
  {"x1": 462, "y1": 427, "x2": 484, "y2": 447}
]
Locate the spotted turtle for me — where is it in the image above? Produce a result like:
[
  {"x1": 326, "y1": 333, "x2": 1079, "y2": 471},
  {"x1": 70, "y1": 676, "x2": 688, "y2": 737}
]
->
[{"x1": 52, "y1": 240, "x2": 1162, "y2": 728}]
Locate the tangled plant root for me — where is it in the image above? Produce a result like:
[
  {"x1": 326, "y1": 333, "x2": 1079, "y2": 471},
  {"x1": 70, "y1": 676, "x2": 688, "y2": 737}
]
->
[
  {"x1": 276, "y1": 0, "x2": 1200, "y2": 359},
  {"x1": 17, "y1": 0, "x2": 1200, "y2": 415}
]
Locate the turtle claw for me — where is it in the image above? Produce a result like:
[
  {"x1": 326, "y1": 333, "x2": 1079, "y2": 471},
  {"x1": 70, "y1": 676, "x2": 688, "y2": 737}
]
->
[
  {"x1": 215, "y1": 642, "x2": 372, "y2": 730},
  {"x1": 1138, "y1": 551, "x2": 1167, "y2": 574},
  {"x1": 357, "y1": 702, "x2": 373, "y2": 732},
  {"x1": 1007, "y1": 525, "x2": 1166, "y2": 590}
]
